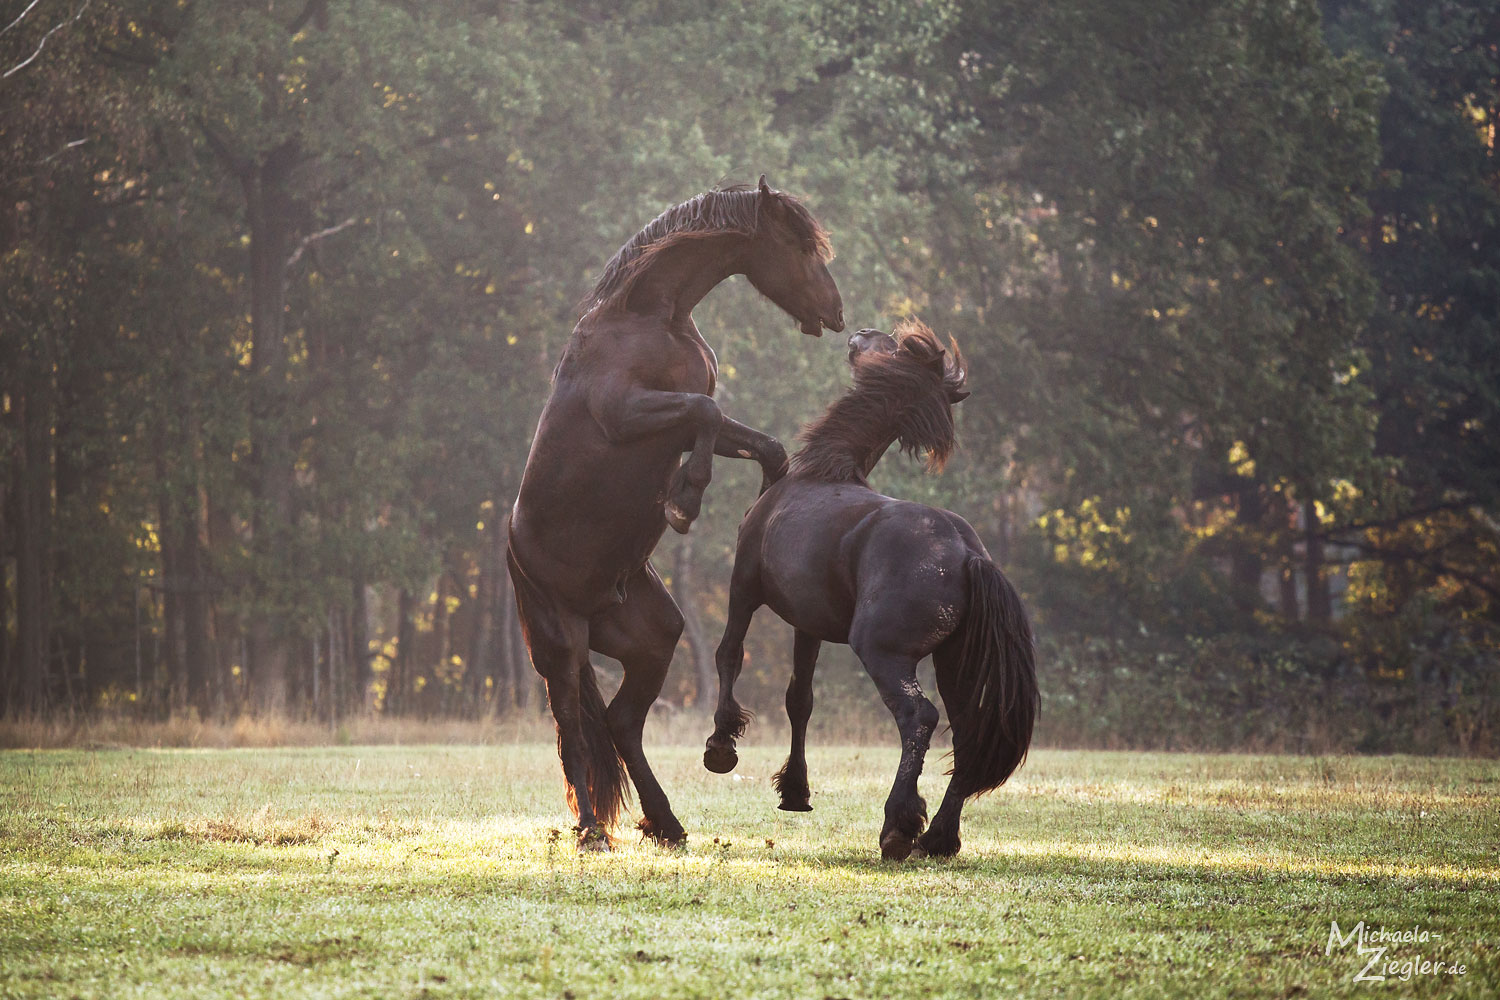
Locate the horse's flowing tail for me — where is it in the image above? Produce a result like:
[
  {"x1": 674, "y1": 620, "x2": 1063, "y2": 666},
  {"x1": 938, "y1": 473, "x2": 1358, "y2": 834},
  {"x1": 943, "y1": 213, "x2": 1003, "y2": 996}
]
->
[
  {"x1": 941, "y1": 553, "x2": 1038, "y2": 797},
  {"x1": 572, "y1": 660, "x2": 629, "y2": 830}
]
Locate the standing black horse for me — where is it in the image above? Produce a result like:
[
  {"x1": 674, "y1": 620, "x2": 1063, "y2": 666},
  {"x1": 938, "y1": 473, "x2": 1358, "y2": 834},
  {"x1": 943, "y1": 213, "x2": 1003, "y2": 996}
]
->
[
  {"x1": 702, "y1": 319, "x2": 1037, "y2": 860},
  {"x1": 508, "y1": 179, "x2": 844, "y2": 848}
]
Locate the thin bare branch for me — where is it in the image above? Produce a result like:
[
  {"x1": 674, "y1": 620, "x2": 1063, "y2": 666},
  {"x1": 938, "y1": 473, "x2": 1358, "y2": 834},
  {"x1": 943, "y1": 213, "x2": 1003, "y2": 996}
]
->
[
  {"x1": 0, "y1": 0, "x2": 46, "y2": 40},
  {"x1": 1319, "y1": 500, "x2": 1481, "y2": 539},
  {"x1": 37, "y1": 136, "x2": 87, "y2": 165},
  {"x1": 286, "y1": 217, "x2": 357, "y2": 271},
  {"x1": 3, "y1": 0, "x2": 90, "y2": 80}
]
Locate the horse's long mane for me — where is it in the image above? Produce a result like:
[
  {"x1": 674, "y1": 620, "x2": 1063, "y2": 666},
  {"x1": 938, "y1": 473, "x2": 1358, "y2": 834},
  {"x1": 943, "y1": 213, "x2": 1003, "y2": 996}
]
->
[
  {"x1": 582, "y1": 183, "x2": 831, "y2": 314},
  {"x1": 791, "y1": 319, "x2": 968, "y2": 482}
]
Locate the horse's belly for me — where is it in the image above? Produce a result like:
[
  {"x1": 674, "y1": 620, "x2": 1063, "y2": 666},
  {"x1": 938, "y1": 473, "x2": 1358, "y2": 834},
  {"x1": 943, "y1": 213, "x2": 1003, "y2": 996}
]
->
[
  {"x1": 761, "y1": 584, "x2": 852, "y2": 645},
  {"x1": 512, "y1": 435, "x2": 680, "y2": 612},
  {"x1": 756, "y1": 505, "x2": 862, "y2": 643}
]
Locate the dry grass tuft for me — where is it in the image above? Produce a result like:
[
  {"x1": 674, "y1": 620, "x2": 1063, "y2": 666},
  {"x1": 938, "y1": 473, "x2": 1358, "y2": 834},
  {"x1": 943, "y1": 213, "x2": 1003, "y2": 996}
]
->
[{"x1": 0, "y1": 712, "x2": 562, "y2": 750}]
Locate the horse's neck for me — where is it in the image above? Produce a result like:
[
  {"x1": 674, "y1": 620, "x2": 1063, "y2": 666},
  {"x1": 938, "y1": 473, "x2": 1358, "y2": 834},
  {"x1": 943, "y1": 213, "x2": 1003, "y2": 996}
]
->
[
  {"x1": 624, "y1": 234, "x2": 746, "y2": 323},
  {"x1": 795, "y1": 426, "x2": 897, "y2": 482},
  {"x1": 862, "y1": 440, "x2": 894, "y2": 477}
]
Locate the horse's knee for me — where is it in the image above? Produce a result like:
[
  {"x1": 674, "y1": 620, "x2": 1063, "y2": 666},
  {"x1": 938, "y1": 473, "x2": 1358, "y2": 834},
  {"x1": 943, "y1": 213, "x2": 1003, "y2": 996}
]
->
[{"x1": 916, "y1": 697, "x2": 939, "y2": 736}]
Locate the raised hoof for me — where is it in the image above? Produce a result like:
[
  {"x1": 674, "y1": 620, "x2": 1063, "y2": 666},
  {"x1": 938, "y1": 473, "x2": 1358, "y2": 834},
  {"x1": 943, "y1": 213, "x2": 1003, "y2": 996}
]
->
[
  {"x1": 880, "y1": 831, "x2": 916, "y2": 862},
  {"x1": 703, "y1": 743, "x2": 738, "y2": 774},
  {"x1": 665, "y1": 502, "x2": 693, "y2": 534},
  {"x1": 777, "y1": 800, "x2": 813, "y2": 812}
]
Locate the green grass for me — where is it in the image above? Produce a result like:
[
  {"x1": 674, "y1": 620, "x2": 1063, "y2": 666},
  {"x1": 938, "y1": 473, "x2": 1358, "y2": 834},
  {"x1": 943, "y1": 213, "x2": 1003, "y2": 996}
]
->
[{"x1": 1, "y1": 744, "x2": 1496, "y2": 998}]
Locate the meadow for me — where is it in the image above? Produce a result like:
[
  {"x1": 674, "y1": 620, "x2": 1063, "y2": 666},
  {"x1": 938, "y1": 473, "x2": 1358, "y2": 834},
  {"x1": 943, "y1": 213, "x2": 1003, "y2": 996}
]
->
[{"x1": 1, "y1": 742, "x2": 1496, "y2": 998}]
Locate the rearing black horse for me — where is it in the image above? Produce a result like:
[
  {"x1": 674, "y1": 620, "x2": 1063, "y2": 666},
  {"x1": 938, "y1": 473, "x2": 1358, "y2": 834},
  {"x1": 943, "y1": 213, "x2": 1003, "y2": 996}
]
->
[
  {"x1": 703, "y1": 320, "x2": 1037, "y2": 860},
  {"x1": 508, "y1": 179, "x2": 843, "y2": 848}
]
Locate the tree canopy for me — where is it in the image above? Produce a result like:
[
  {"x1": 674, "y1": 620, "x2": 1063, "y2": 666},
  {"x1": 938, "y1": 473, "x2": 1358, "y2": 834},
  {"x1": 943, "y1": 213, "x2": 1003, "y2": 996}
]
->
[{"x1": 1, "y1": 0, "x2": 1494, "y2": 750}]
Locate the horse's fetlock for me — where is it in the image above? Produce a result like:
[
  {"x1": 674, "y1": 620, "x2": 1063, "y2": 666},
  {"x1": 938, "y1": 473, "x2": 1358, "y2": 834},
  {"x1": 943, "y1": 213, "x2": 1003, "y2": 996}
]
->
[{"x1": 715, "y1": 703, "x2": 750, "y2": 739}]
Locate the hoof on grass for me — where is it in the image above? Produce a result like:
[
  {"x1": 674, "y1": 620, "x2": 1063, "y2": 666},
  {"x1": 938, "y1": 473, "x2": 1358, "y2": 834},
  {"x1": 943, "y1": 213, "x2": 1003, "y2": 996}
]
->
[
  {"x1": 880, "y1": 831, "x2": 916, "y2": 862},
  {"x1": 916, "y1": 830, "x2": 960, "y2": 858},
  {"x1": 639, "y1": 817, "x2": 687, "y2": 849},
  {"x1": 777, "y1": 800, "x2": 812, "y2": 812},
  {"x1": 576, "y1": 827, "x2": 612, "y2": 852}
]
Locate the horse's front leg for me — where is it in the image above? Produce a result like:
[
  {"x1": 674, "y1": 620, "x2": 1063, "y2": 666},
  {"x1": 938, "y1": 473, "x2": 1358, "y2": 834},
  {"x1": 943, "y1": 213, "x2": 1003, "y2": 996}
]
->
[
  {"x1": 703, "y1": 578, "x2": 761, "y2": 773},
  {"x1": 714, "y1": 415, "x2": 789, "y2": 494},
  {"x1": 589, "y1": 386, "x2": 721, "y2": 533}
]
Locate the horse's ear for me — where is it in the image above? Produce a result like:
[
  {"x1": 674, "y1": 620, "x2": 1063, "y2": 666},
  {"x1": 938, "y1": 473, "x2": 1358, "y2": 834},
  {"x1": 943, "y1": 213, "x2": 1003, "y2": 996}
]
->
[
  {"x1": 925, "y1": 348, "x2": 947, "y2": 375},
  {"x1": 948, "y1": 387, "x2": 971, "y2": 404},
  {"x1": 758, "y1": 174, "x2": 771, "y2": 196}
]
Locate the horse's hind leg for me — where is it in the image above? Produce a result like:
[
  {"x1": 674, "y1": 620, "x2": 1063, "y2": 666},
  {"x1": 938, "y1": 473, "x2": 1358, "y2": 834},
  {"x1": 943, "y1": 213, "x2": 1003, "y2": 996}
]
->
[
  {"x1": 772, "y1": 630, "x2": 819, "y2": 811},
  {"x1": 589, "y1": 565, "x2": 686, "y2": 846},
  {"x1": 918, "y1": 640, "x2": 972, "y2": 858},
  {"x1": 507, "y1": 553, "x2": 612, "y2": 849},
  {"x1": 850, "y1": 629, "x2": 938, "y2": 861},
  {"x1": 703, "y1": 574, "x2": 760, "y2": 774}
]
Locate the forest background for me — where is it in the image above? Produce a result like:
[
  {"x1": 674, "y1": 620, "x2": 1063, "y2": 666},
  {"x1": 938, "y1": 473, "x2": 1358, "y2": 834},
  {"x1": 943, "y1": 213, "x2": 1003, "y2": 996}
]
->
[{"x1": 2, "y1": 0, "x2": 1497, "y2": 754}]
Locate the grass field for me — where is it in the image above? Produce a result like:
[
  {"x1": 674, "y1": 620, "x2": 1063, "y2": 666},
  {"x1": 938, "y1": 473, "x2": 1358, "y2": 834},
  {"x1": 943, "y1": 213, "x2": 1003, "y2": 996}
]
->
[{"x1": 1, "y1": 744, "x2": 1496, "y2": 999}]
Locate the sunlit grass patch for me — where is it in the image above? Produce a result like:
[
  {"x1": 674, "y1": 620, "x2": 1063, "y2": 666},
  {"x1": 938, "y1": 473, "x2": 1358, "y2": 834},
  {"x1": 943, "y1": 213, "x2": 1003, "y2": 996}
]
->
[{"x1": 0, "y1": 745, "x2": 1496, "y2": 999}]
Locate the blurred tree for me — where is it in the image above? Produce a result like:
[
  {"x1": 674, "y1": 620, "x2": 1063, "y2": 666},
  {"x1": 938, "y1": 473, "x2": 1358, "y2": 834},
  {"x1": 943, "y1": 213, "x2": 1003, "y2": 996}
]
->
[
  {"x1": 1319, "y1": 0, "x2": 1500, "y2": 679},
  {"x1": 799, "y1": 0, "x2": 1383, "y2": 634},
  {"x1": 0, "y1": 0, "x2": 1490, "y2": 749}
]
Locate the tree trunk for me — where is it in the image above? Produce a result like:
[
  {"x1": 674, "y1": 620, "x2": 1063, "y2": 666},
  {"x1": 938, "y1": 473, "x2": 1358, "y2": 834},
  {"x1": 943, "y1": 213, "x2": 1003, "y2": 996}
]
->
[
  {"x1": 1305, "y1": 499, "x2": 1332, "y2": 623},
  {"x1": 14, "y1": 386, "x2": 54, "y2": 714},
  {"x1": 431, "y1": 572, "x2": 452, "y2": 717},
  {"x1": 1229, "y1": 482, "x2": 1266, "y2": 612},
  {"x1": 242, "y1": 140, "x2": 301, "y2": 714},
  {"x1": 206, "y1": 492, "x2": 235, "y2": 715},
  {"x1": 498, "y1": 554, "x2": 532, "y2": 711},
  {"x1": 467, "y1": 530, "x2": 499, "y2": 717},
  {"x1": 351, "y1": 574, "x2": 371, "y2": 713},
  {"x1": 1278, "y1": 566, "x2": 1300, "y2": 620},
  {"x1": 390, "y1": 587, "x2": 415, "y2": 715},
  {"x1": 0, "y1": 468, "x2": 12, "y2": 710},
  {"x1": 671, "y1": 536, "x2": 714, "y2": 711},
  {"x1": 494, "y1": 549, "x2": 518, "y2": 713},
  {"x1": 1278, "y1": 497, "x2": 1300, "y2": 620},
  {"x1": 178, "y1": 502, "x2": 212, "y2": 716},
  {"x1": 158, "y1": 483, "x2": 186, "y2": 711}
]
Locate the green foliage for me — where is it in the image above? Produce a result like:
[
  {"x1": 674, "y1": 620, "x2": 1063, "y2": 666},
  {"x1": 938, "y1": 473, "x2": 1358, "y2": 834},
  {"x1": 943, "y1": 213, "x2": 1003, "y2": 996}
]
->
[{"x1": 0, "y1": 0, "x2": 1494, "y2": 734}]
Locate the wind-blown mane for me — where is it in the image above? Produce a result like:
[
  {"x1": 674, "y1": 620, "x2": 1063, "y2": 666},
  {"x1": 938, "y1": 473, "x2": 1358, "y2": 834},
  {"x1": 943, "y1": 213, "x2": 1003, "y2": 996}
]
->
[
  {"x1": 583, "y1": 183, "x2": 832, "y2": 315},
  {"x1": 791, "y1": 319, "x2": 968, "y2": 482}
]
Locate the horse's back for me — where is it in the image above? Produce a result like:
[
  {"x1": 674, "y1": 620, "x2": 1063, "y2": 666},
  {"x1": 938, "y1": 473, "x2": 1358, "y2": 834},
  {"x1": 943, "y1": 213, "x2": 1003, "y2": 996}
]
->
[{"x1": 749, "y1": 479, "x2": 977, "y2": 649}]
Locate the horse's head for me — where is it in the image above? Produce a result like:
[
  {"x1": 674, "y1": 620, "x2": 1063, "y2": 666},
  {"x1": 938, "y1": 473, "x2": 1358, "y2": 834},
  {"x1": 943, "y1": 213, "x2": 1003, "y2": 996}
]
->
[
  {"x1": 744, "y1": 177, "x2": 844, "y2": 337},
  {"x1": 848, "y1": 321, "x2": 970, "y2": 405},
  {"x1": 847, "y1": 327, "x2": 899, "y2": 362},
  {"x1": 793, "y1": 317, "x2": 969, "y2": 480}
]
